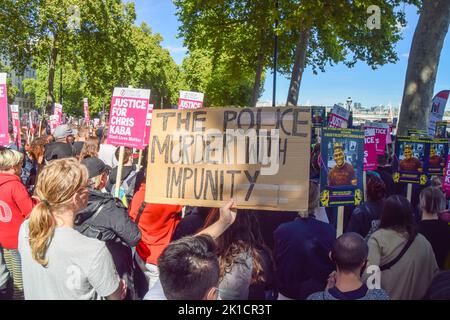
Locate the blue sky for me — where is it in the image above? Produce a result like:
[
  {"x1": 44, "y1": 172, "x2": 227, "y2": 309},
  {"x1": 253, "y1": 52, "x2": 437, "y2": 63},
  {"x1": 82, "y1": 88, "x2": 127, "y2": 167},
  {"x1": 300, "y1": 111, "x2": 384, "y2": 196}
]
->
[{"x1": 131, "y1": 0, "x2": 450, "y2": 107}]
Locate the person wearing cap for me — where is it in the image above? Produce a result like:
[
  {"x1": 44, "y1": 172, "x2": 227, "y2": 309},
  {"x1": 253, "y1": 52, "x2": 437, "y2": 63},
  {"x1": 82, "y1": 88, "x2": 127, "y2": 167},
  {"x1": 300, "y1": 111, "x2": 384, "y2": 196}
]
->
[
  {"x1": 75, "y1": 157, "x2": 141, "y2": 299},
  {"x1": 53, "y1": 124, "x2": 75, "y2": 144}
]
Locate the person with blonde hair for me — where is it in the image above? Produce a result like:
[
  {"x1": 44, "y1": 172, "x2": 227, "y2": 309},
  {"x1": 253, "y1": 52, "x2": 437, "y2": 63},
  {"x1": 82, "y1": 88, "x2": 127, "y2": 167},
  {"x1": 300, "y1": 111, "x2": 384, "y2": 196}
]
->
[
  {"x1": 0, "y1": 147, "x2": 37, "y2": 300},
  {"x1": 18, "y1": 158, "x2": 126, "y2": 300}
]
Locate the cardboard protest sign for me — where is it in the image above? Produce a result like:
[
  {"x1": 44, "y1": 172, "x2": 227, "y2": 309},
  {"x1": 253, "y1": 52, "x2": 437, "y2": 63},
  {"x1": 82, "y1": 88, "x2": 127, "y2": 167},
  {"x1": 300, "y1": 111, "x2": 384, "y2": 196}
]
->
[
  {"x1": 178, "y1": 91, "x2": 204, "y2": 110},
  {"x1": 83, "y1": 98, "x2": 90, "y2": 126},
  {"x1": 393, "y1": 136, "x2": 430, "y2": 185},
  {"x1": 365, "y1": 122, "x2": 389, "y2": 155},
  {"x1": 0, "y1": 73, "x2": 9, "y2": 146},
  {"x1": 319, "y1": 128, "x2": 364, "y2": 207},
  {"x1": 145, "y1": 107, "x2": 311, "y2": 211},
  {"x1": 328, "y1": 105, "x2": 349, "y2": 128},
  {"x1": 311, "y1": 106, "x2": 326, "y2": 127},
  {"x1": 443, "y1": 155, "x2": 450, "y2": 196},
  {"x1": 93, "y1": 118, "x2": 100, "y2": 127},
  {"x1": 143, "y1": 104, "x2": 154, "y2": 147},
  {"x1": 428, "y1": 90, "x2": 449, "y2": 137},
  {"x1": 363, "y1": 127, "x2": 377, "y2": 171},
  {"x1": 435, "y1": 121, "x2": 447, "y2": 138},
  {"x1": 10, "y1": 105, "x2": 21, "y2": 148},
  {"x1": 428, "y1": 139, "x2": 449, "y2": 176},
  {"x1": 106, "y1": 87, "x2": 151, "y2": 149}
]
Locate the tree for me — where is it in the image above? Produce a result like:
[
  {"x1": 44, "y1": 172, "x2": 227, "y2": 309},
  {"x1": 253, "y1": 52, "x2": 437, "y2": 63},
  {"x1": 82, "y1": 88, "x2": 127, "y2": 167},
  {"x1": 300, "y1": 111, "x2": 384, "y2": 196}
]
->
[
  {"x1": 0, "y1": 0, "x2": 136, "y2": 114},
  {"x1": 398, "y1": 0, "x2": 450, "y2": 134},
  {"x1": 282, "y1": 0, "x2": 421, "y2": 106},
  {"x1": 180, "y1": 49, "x2": 257, "y2": 107},
  {"x1": 127, "y1": 23, "x2": 183, "y2": 108},
  {"x1": 174, "y1": 0, "x2": 273, "y2": 107}
]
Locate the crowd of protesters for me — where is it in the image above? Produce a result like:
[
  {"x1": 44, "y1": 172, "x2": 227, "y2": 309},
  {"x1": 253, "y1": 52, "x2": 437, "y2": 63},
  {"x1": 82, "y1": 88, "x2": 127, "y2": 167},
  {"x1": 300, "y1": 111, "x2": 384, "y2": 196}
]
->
[{"x1": 0, "y1": 121, "x2": 449, "y2": 301}]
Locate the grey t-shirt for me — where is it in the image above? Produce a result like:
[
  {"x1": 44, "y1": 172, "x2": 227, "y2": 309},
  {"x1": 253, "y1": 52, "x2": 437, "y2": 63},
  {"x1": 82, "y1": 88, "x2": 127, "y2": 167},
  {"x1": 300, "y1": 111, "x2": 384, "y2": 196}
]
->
[{"x1": 18, "y1": 220, "x2": 120, "y2": 300}]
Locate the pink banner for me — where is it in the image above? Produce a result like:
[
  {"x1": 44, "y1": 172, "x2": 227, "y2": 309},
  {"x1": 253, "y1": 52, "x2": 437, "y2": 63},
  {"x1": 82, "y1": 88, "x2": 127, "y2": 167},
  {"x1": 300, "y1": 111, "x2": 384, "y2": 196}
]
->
[
  {"x1": 83, "y1": 98, "x2": 90, "y2": 126},
  {"x1": 107, "y1": 87, "x2": 151, "y2": 149},
  {"x1": 0, "y1": 74, "x2": 8, "y2": 146},
  {"x1": 364, "y1": 127, "x2": 377, "y2": 171},
  {"x1": 10, "y1": 105, "x2": 21, "y2": 149},
  {"x1": 443, "y1": 155, "x2": 450, "y2": 196},
  {"x1": 143, "y1": 104, "x2": 154, "y2": 147}
]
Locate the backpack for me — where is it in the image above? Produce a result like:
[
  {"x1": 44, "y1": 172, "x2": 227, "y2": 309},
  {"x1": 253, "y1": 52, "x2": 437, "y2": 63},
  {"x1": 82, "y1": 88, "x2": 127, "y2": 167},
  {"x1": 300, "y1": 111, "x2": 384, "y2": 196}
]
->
[{"x1": 111, "y1": 169, "x2": 137, "y2": 208}]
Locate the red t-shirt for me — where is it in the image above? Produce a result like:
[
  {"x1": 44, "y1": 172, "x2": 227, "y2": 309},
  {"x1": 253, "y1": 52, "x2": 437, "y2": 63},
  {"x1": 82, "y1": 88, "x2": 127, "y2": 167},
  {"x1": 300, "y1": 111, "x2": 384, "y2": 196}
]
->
[
  {"x1": 129, "y1": 182, "x2": 182, "y2": 265},
  {"x1": 0, "y1": 173, "x2": 37, "y2": 249}
]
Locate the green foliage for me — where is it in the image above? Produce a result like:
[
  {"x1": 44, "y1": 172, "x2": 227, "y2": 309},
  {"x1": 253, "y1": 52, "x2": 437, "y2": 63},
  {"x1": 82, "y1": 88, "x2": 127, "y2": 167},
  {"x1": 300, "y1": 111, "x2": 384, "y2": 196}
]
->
[{"x1": 2, "y1": 2, "x2": 183, "y2": 115}]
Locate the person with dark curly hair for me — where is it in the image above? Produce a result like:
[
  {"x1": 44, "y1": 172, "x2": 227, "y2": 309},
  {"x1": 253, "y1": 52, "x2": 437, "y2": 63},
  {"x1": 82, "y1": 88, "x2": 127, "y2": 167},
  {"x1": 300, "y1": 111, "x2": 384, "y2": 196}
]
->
[{"x1": 201, "y1": 209, "x2": 274, "y2": 300}]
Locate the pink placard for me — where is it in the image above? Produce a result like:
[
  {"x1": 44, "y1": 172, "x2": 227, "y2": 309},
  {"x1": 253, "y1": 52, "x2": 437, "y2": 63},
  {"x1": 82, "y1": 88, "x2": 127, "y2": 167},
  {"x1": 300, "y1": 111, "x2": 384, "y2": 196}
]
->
[
  {"x1": 107, "y1": 87, "x2": 151, "y2": 149},
  {"x1": 178, "y1": 91, "x2": 204, "y2": 109},
  {"x1": 443, "y1": 155, "x2": 450, "y2": 196},
  {"x1": 83, "y1": 98, "x2": 90, "y2": 125},
  {"x1": 143, "y1": 104, "x2": 154, "y2": 147},
  {"x1": 178, "y1": 98, "x2": 203, "y2": 109},
  {"x1": 364, "y1": 128, "x2": 377, "y2": 171},
  {"x1": 366, "y1": 123, "x2": 389, "y2": 155},
  {"x1": 0, "y1": 74, "x2": 8, "y2": 146},
  {"x1": 10, "y1": 105, "x2": 21, "y2": 149}
]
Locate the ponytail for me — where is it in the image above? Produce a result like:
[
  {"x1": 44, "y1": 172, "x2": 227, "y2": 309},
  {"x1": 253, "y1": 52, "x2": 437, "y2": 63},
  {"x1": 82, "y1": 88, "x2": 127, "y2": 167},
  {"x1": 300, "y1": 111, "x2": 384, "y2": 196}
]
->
[
  {"x1": 27, "y1": 158, "x2": 88, "y2": 267},
  {"x1": 28, "y1": 202, "x2": 56, "y2": 267}
]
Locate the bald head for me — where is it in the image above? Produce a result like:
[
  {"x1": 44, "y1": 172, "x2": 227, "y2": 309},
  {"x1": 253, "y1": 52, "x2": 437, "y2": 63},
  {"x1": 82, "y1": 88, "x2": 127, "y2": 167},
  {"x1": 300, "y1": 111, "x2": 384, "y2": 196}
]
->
[{"x1": 331, "y1": 232, "x2": 368, "y2": 272}]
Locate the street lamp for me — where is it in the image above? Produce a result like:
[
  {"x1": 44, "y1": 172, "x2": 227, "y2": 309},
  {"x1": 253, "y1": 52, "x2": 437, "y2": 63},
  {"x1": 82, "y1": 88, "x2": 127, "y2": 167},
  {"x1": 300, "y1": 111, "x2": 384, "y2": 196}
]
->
[{"x1": 346, "y1": 97, "x2": 352, "y2": 111}]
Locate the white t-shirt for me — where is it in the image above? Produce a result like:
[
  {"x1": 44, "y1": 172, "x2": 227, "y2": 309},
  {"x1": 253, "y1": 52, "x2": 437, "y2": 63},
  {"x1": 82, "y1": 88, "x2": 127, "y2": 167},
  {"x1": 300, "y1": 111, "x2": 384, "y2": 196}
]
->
[
  {"x1": 98, "y1": 144, "x2": 118, "y2": 168},
  {"x1": 18, "y1": 220, "x2": 120, "y2": 300}
]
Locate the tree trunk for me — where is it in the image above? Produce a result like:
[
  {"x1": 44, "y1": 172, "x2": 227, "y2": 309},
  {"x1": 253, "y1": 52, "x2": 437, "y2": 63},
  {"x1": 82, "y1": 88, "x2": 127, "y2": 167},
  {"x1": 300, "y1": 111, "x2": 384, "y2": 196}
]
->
[
  {"x1": 398, "y1": 0, "x2": 450, "y2": 135},
  {"x1": 46, "y1": 37, "x2": 58, "y2": 115},
  {"x1": 286, "y1": 29, "x2": 310, "y2": 106},
  {"x1": 250, "y1": 52, "x2": 265, "y2": 107}
]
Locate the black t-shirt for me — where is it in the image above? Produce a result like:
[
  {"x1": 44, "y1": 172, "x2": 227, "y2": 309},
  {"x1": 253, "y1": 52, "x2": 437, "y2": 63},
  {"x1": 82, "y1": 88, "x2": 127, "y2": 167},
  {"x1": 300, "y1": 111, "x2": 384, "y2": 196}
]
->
[
  {"x1": 328, "y1": 284, "x2": 368, "y2": 300},
  {"x1": 73, "y1": 141, "x2": 85, "y2": 157},
  {"x1": 419, "y1": 219, "x2": 450, "y2": 269}
]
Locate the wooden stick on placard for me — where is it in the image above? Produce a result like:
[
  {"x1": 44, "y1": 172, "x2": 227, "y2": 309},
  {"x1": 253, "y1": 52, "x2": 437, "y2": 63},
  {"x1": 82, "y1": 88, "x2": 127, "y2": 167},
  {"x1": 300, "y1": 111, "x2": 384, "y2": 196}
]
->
[
  {"x1": 38, "y1": 119, "x2": 43, "y2": 138},
  {"x1": 337, "y1": 206, "x2": 345, "y2": 237},
  {"x1": 363, "y1": 171, "x2": 367, "y2": 202},
  {"x1": 137, "y1": 149, "x2": 143, "y2": 171},
  {"x1": 406, "y1": 183, "x2": 413, "y2": 202},
  {"x1": 114, "y1": 146, "x2": 125, "y2": 199}
]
